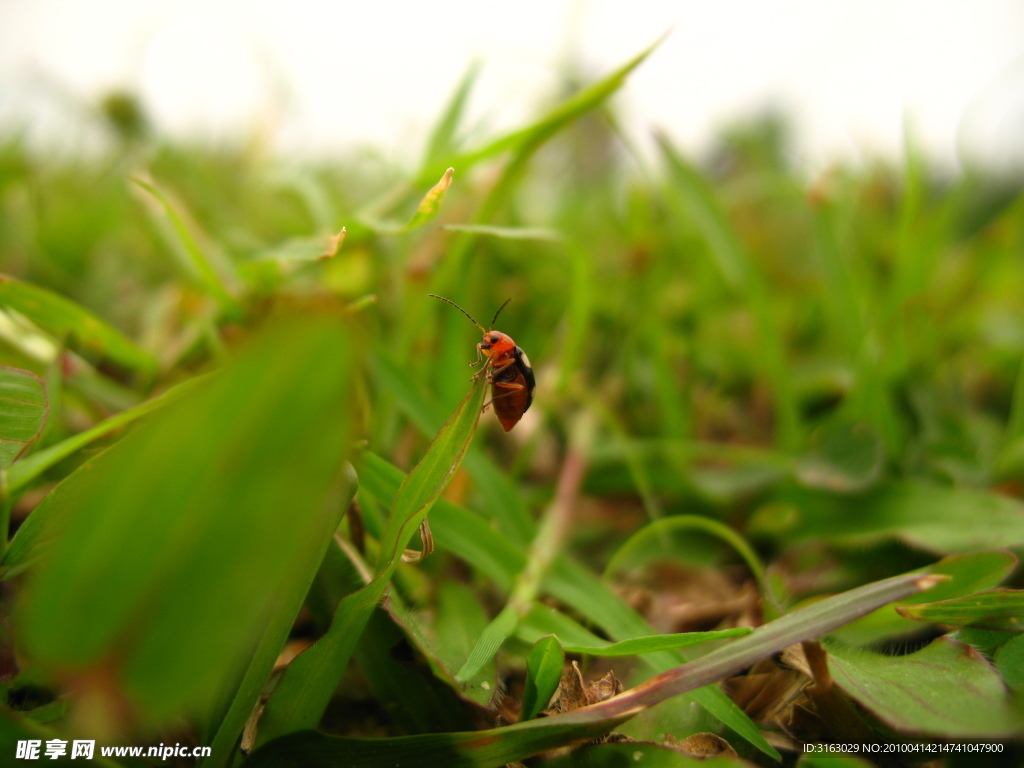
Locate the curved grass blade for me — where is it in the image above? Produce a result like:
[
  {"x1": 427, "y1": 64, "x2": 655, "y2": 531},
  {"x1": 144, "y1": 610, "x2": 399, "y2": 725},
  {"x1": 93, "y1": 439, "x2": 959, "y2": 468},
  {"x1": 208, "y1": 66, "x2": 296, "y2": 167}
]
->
[
  {"x1": 131, "y1": 178, "x2": 241, "y2": 317},
  {"x1": 245, "y1": 572, "x2": 938, "y2": 767},
  {"x1": 0, "y1": 366, "x2": 47, "y2": 471},
  {"x1": 254, "y1": 375, "x2": 487, "y2": 748},
  {"x1": 605, "y1": 514, "x2": 776, "y2": 615},
  {"x1": 421, "y1": 34, "x2": 666, "y2": 185},
  {"x1": 0, "y1": 275, "x2": 156, "y2": 375}
]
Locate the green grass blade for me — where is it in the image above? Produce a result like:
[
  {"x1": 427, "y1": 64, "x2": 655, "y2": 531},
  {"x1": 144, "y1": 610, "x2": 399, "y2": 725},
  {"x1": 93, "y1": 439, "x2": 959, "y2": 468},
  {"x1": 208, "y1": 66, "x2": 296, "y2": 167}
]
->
[
  {"x1": 560, "y1": 628, "x2": 751, "y2": 657},
  {"x1": 131, "y1": 177, "x2": 241, "y2": 317},
  {"x1": 520, "y1": 635, "x2": 565, "y2": 722},
  {"x1": 897, "y1": 589, "x2": 1024, "y2": 631},
  {"x1": 254, "y1": 375, "x2": 486, "y2": 747},
  {"x1": 421, "y1": 61, "x2": 481, "y2": 172},
  {"x1": 422, "y1": 35, "x2": 666, "y2": 185},
  {"x1": 605, "y1": 514, "x2": 775, "y2": 615},
  {"x1": 658, "y1": 135, "x2": 800, "y2": 449},
  {"x1": 245, "y1": 572, "x2": 936, "y2": 767},
  {"x1": 356, "y1": 449, "x2": 777, "y2": 759},
  {"x1": 442, "y1": 224, "x2": 561, "y2": 241},
  {"x1": 14, "y1": 313, "x2": 356, "y2": 735},
  {"x1": 0, "y1": 275, "x2": 157, "y2": 376},
  {"x1": 0, "y1": 366, "x2": 47, "y2": 471},
  {"x1": 455, "y1": 604, "x2": 519, "y2": 682}
]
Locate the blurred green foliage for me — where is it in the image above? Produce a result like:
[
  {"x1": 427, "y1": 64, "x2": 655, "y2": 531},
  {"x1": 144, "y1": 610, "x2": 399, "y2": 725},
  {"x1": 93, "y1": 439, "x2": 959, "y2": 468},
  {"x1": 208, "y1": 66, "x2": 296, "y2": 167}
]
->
[{"x1": 1, "y1": 40, "x2": 1023, "y2": 766}]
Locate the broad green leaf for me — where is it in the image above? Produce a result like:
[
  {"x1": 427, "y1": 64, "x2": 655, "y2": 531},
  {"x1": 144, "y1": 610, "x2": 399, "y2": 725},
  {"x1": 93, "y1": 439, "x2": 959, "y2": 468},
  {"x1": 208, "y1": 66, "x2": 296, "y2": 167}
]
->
[
  {"x1": 795, "y1": 420, "x2": 885, "y2": 493},
  {"x1": 789, "y1": 481, "x2": 1024, "y2": 552},
  {"x1": 827, "y1": 637, "x2": 1019, "y2": 737},
  {"x1": 407, "y1": 168, "x2": 454, "y2": 230},
  {"x1": 897, "y1": 589, "x2": 1024, "y2": 631},
  {"x1": 520, "y1": 635, "x2": 564, "y2": 721},
  {"x1": 15, "y1": 313, "x2": 356, "y2": 733},
  {"x1": 560, "y1": 628, "x2": 751, "y2": 657},
  {"x1": 0, "y1": 275, "x2": 156, "y2": 375},
  {"x1": 254, "y1": 374, "x2": 486, "y2": 747},
  {"x1": 994, "y1": 634, "x2": 1024, "y2": 692},
  {"x1": 0, "y1": 366, "x2": 47, "y2": 470},
  {"x1": 244, "y1": 571, "x2": 934, "y2": 767}
]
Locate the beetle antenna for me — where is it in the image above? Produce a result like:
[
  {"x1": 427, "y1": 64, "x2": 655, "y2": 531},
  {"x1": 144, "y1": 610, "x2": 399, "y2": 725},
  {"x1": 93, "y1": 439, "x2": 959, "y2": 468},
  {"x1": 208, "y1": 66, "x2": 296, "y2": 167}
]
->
[
  {"x1": 490, "y1": 298, "x2": 512, "y2": 330},
  {"x1": 428, "y1": 294, "x2": 485, "y2": 333}
]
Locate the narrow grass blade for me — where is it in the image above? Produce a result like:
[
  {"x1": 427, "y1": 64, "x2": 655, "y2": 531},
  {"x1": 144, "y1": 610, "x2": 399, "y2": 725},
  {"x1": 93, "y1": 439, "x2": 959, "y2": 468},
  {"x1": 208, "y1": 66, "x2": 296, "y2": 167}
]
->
[
  {"x1": 658, "y1": 135, "x2": 800, "y2": 449},
  {"x1": 561, "y1": 628, "x2": 751, "y2": 657},
  {"x1": 605, "y1": 514, "x2": 775, "y2": 614},
  {"x1": 254, "y1": 375, "x2": 487, "y2": 747},
  {"x1": 356, "y1": 449, "x2": 776, "y2": 759},
  {"x1": 520, "y1": 635, "x2": 565, "y2": 722},
  {"x1": 421, "y1": 61, "x2": 481, "y2": 172},
  {"x1": 0, "y1": 275, "x2": 156, "y2": 375},
  {"x1": 423, "y1": 35, "x2": 666, "y2": 185},
  {"x1": 456, "y1": 604, "x2": 518, "y2": 682},
  {"x1": 0, "y1": 366, "x2": 47, "y2": 471},
  {"x1": 897, "y1": 589, "x2": 1024, "y2": 631},
  {"x1": 442, "y1": 224, "x2": 561, "y2": 241},
  {"x1": 245, "y1": 572, "x2": 937, "y2": 767},
  {"x1": 131, "y1": 177, "x2": 241, "y2": 317}
]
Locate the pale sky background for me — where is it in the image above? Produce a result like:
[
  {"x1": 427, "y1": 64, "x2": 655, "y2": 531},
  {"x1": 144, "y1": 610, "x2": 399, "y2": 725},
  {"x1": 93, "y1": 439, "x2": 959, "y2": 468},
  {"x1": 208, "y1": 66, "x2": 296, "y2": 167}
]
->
[{"x1": 2, "y1": 0, "x2": 1024, "y2": 172}]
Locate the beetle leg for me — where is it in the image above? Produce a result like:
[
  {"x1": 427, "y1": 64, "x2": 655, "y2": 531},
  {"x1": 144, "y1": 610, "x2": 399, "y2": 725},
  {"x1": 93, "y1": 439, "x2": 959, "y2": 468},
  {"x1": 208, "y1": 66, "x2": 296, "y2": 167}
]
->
[
  {"x1": 469, "y1": 343, "x2": 485, "y2": 367},
  {"x1": 481, "y1": 382, "x2": 525, "y2": 412}
]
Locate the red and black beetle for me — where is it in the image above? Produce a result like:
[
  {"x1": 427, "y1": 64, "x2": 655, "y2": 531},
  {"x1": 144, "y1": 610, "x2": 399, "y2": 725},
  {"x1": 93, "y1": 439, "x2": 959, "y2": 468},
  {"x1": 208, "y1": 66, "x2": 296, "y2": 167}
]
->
[{"x1": 429, "y1": 294, "x2": 535, "y2": 431}]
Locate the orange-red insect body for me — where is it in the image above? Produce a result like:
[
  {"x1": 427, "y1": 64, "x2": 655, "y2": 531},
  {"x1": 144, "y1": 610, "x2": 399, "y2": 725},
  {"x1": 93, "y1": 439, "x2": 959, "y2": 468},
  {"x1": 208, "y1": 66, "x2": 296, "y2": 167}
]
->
[{"x1": 430, "y1": 295, "x2": 535, "y2": 431}]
